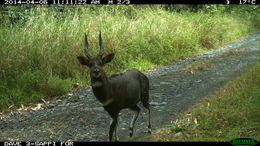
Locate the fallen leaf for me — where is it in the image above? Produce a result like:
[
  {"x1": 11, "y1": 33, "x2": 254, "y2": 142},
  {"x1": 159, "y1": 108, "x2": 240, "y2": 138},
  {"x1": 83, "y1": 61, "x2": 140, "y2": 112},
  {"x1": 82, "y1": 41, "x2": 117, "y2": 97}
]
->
[
  {"x1": 147, "y1": 69, "x2": 156, "y2": 72},
  {"x1": 41, "y1": 98, "x2": 49, "y2": 104},
  {"x1": 194, "y1": 118, "x2": 198, "y2": 125},
  {"x1": 8, "y1": 105, "x2": 14, "y2": 109},
  {"x1": 32, "y1": 104, "x2": 43, "y2": 111}
]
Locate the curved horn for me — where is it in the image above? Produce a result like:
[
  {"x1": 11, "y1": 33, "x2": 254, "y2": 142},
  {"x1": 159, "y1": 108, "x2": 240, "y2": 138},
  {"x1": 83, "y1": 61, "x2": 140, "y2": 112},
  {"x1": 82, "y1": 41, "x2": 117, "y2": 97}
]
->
[
  {"x1": 84, "y1": 32, "x2": 92, "y2": 59},
  {"x1": 98, "y1": 31, "x2": 104, "y2": 58}
]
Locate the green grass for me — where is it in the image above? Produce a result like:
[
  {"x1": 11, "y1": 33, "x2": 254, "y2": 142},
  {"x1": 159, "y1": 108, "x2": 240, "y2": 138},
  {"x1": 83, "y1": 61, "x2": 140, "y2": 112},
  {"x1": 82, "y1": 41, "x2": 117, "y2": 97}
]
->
[
  {"x1": 0, "y1": 5, "x2": 260, "y2": 113},
  {"x1": 141, "y1": 62, "x2": 260, "y2": 141}
]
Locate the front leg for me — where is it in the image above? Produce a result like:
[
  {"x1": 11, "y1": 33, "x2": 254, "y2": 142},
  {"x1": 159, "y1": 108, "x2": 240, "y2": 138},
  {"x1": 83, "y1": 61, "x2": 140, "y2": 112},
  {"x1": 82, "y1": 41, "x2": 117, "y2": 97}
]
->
[
  {"x1": 109, "y1": 115, "x2": 119, "y2": 142},
  {"x1": 114, "y1": 123, "x2": 119, "y2": 141}
]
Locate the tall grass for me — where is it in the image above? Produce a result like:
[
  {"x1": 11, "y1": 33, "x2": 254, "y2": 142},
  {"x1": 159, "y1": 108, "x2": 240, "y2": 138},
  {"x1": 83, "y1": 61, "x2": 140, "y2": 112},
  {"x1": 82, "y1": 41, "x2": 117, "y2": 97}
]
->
[{"x1": 0, "y1": 5, "x2": 259, "y2": 112}]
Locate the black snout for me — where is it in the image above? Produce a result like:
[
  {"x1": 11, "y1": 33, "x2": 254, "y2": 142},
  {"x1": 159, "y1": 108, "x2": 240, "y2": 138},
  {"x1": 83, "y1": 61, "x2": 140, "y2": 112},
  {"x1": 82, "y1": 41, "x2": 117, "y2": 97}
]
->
[{"x1": 93, "y1": 68, "x2": 100, "y2": 74}]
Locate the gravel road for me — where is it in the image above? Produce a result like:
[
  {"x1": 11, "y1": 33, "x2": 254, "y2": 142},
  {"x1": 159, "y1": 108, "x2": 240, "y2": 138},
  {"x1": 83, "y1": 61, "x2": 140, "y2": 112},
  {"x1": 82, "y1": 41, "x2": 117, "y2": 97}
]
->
[{"x1": 0, "y1": 32, "x2": 259, "y2": 142}]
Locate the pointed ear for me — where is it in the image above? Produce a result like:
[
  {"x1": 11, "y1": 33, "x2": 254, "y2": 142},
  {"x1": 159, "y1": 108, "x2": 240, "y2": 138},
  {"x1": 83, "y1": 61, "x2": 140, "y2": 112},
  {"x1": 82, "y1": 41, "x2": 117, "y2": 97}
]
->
[
  {"x1": 102, "y1": 53, "x2": 115, "y2": 65},
  {"x1": 77, "y1": 56, "x2": 90, "y2": 66}
]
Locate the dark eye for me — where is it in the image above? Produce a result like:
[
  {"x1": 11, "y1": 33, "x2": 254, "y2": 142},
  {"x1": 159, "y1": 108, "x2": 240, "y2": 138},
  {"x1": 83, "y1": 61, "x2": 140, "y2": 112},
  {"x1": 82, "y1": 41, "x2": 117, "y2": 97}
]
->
[
  {"x1": 89, "y1": 62, "x2": 93, "y2": 66},
  {"x1": 96, "y1": 60, "x2": 101, "y2": 65},
  {"x1": 98, "y1": 61, "x2": 102, "y2": 65}
]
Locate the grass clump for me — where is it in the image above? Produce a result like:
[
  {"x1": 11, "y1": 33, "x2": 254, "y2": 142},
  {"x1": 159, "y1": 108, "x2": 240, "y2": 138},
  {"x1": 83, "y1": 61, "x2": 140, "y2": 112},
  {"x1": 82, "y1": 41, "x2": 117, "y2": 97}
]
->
[
  {"x1": 141, "y1": 62, "x2": 260, "y2": 141},
  {"x1": 0, "y1": 5, "x2": 259, "y2": 112}
]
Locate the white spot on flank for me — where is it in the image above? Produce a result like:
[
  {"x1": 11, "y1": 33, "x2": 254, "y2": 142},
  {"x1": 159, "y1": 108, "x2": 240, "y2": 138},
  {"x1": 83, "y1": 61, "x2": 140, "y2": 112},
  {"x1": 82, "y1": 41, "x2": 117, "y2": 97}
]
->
[{"x1": 101, "y1": 98, "x2": 113, "y2": 106}]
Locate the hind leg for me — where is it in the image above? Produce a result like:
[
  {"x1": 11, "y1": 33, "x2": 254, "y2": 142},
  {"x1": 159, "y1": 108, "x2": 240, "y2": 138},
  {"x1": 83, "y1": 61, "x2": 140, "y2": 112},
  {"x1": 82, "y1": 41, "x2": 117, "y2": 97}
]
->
[
  {"x1": 142, "y1": 97, "x2": 152, "y2": 134},
  {"x1": 129, "y1": 105, "x2": 140, "y2": 137}
]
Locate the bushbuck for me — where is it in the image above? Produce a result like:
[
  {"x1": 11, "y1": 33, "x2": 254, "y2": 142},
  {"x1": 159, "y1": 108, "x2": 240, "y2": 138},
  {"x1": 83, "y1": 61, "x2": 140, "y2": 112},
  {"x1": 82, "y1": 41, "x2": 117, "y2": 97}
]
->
[{"x1": 77, "y1": 32, "x2": 151, "y2": 141}]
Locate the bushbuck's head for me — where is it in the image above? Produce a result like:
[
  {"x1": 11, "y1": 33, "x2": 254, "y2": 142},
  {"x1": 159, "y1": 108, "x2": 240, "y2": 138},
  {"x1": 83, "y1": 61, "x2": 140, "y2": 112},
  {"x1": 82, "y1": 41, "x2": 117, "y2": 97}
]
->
[{"x1": 77, "y1": 32, "x2": 114, "y2": 79}]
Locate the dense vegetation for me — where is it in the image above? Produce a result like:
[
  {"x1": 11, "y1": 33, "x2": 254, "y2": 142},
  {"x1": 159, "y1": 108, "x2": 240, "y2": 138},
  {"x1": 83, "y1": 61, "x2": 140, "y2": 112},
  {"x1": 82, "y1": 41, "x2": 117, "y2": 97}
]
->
[
  {"x1": 0, "y1": 5, "x2": 259, "y2": 112},
  {"x1": 141, "y1": 61, "x2": 260, "y2": 141}
]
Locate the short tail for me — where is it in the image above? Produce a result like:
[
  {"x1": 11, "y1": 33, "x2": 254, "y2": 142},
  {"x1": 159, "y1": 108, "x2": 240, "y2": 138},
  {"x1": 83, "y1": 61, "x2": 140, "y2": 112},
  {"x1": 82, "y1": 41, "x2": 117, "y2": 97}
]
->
[{"x1": 139, "y1": 73, "x2": 150, "y2": 107}]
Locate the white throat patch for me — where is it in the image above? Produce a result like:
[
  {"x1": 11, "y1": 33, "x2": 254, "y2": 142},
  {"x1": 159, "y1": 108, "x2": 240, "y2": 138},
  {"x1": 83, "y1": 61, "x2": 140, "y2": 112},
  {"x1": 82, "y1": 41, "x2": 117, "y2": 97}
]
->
[{"x1": 91, "y1": 81, "x2": 103, "y2": 87}]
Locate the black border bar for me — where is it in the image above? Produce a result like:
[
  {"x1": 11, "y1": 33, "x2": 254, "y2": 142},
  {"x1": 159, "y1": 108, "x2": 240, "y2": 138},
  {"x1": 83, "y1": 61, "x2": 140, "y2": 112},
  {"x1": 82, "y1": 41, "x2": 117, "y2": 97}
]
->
[
  {"x1": 0, "y1": 142, "x2": 232, "y2": 146},
  {"x1": 1, "y1": 0, "x2": 259, "y2": 5}
]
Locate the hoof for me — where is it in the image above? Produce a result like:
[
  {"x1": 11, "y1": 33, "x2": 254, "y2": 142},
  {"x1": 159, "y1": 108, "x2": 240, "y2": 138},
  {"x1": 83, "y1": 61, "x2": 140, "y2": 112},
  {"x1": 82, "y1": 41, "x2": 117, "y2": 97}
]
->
[
  {"x1": 147, "y1": 128, "x2": 152, "y2": 134},
  {"x1": 129, "y1": 128, "x2": 133, "y2": 137}
]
